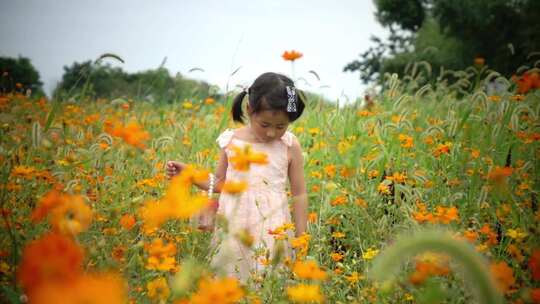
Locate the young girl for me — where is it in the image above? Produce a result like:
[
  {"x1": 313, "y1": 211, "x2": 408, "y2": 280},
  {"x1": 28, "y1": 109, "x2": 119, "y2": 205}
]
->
[{"x1": 166, "y1": 72, "x2": 308, "y2": 282}]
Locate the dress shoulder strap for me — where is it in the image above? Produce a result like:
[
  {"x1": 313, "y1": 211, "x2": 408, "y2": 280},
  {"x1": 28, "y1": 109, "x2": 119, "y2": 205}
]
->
[
  {"x1": 216, "y1": 129, "x2": 235, "y2": 148},
  {"x1": 280, "y1": 131, "x2": 296, "y2": 147}
]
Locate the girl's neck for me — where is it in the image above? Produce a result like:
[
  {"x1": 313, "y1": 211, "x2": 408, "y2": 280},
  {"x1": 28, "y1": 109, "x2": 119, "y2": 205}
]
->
[{"x1": 245, "y1": 125, "x2": 267, "y2": 143}]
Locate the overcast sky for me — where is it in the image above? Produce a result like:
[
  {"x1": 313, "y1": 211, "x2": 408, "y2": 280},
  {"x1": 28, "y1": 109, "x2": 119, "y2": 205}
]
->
[{"x1": 0, "y1": 0, "x2": 387, "y2": 102}]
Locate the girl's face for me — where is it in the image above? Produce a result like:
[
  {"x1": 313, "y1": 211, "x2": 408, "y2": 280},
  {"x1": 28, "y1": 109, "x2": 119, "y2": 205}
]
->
[{"x1": 248, "y1": 109, "x2": 290, "y2": 142}]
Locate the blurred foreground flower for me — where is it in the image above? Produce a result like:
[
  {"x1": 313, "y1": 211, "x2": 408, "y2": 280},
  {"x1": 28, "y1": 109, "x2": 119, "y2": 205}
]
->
[
  {"x1": 286, "y1": 284, "x2": 324, "y2": 303},
  {"x1": 17, "y1": 233, "x2": 127, "y2": 303},
  {"x1": 293, "y1": 260, "x2": 327, "y2": 280},
  {"x1": 229, "y1": 145, "x2": 268, "y2": 171},
  {"x1": 189, "y1": 277, "x2": 244, "y2": 304},
  {"x1": 139, "y1": 166, "x2": 210, "y2": 234},
  {"x1": 105, "y1": 119, "x2": 150, "y2": 149},
  {"x1": 31, "y1": 190, "x2": 93, "y2": 236},
  {"x1": 513, "y1": 71, "x2": 540, "y2": 94}
]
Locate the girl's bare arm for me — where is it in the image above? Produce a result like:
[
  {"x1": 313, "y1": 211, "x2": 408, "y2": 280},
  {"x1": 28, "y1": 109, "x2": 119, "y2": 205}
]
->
[
  {"x1": 191, "y1": 149, "x2": 228, "y2": 192},
  {"x1": 288, "y1": 138, "x2": 308, "y2": 237}
]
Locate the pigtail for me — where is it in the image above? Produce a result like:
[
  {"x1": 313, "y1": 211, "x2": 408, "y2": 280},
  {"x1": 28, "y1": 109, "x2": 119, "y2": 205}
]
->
[{"x1": 231, "y1": 90, "x2": 248, "y2": 123}]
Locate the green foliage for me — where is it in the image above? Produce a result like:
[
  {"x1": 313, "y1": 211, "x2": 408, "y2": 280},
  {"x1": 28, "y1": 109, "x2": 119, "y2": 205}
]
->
[
  {"x1": 0, "y1": 56, "x2": 44, "y2": 96},
  {"x1": 54, "y1": 60, "x2": 215, "y2": 103},
  {"x1": 375, "y1": 0, "x2": 426, "y2": 31},
  {"x1": 347, "y1": 0, "x2": 540, "y2": 84},
  {"x1": 371, "y1": 230, "x2": 502, "y2": 304}
]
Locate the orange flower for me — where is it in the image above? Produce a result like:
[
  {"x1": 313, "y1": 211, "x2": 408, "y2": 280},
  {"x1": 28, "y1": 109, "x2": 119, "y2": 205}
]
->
[
  {"x1": 324, "y1": 165, "x2": 336, "y2": 177},
  {"x1": 385, "y1": 172, "x2": 407, "y2": 184},
  {"x1": 479, "y1": 224, "x2": 499, "y2": 246},
  {"x1": 222, "y1": 180, "x2": 248, "y2": 194},
  {"x1": 474, "y1": 57, "x2": 485, "y2": 67},
  {"x1": 432, "y1": 142, "x2": 452, "y2": 157},
  {"x1": 32, "y1": 190, "x2": 93, "y2": 236},
  {"x1": 308, "y1": 212, "x2": 318, "y2": 223},
  {"x1": 291, "y1": 234, "x2": 311, "y2": 258},
  {"x1": 487, "y1": 166, "x2": 513, "y2": 184},
  {"x1": 111, "y1": 245, "x2": 126, "y2": 263},
  {"x1": 529, "y1": 249, "x2": 540, "y2": 281},
  {"x1": 530, "y1": 288, "x2": 540, "y2": 303},
  {"x1": 145, "y1": 238, "x2": 177, "y2": 272},
  {"x1": 119, "y1": 214, "x2": 136, "y2": 230},
  {"x1": 229, "y1": 145, "x2": 268, "y2": 171},
  {"x1": 190, "y1": 277, "x2": 244, "y2": 304},
  {"x1": 28, "y1": 272, "x2": 127, "y2": 304},
  {"x1": 462, "y1": 230, "x2": 478, "y2": 243},
  {"x1": 139, "y1": 167, "x2": 210, "y2": 233},
  {"x1": 31, "y1": 190, "x2": 64, "y2": 222},
  {"x1": 292, "y1": 260, "x2": 327, "y2": 280},
  {"x1": 513, "y1": 71, "x2": 540, "y2": 94},
  {"x1": 17, "y1": 233, "x2": 84, "y2": 293},
  {"x1": 330, "y1": 195, "x2": 347, "y2": 206},
  {"x1": 398, "y1": 134, "x2": 414, "y2": 148},
  {"x1": 490, "y1": 261, "x2": 515, "y2": 293},
  {"x1": 330, "y1": 252, "x2": 344, "y2": 262},
  {"x1": 105, "y1": 120, "x2": 150, "y2": 149},
  {"x1": 49, "y1": 195, "x2": 93, "y2": 235},
  {"x1": 282, "y1": 50, "x2": 303, "y2": 61},
  {"x1": 409, "y1": 253, "x2": 450, "y2": 285}
]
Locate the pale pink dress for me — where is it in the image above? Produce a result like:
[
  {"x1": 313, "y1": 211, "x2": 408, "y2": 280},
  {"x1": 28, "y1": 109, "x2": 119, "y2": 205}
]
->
[{"x1": 210, "y1": 128, "x2": 296, "y2": 282}]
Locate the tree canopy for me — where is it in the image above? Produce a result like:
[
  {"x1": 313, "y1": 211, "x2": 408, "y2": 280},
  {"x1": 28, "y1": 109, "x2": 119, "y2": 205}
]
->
[
  {"x1": 54, "y1": 60, "x2": 215, "y2": 103},
  {"x1": 345, "y1": 0, "x2": 540, "y2": 84},
  {"x1": 0, "y1": 56, "x2": 44, "y2": 96}
]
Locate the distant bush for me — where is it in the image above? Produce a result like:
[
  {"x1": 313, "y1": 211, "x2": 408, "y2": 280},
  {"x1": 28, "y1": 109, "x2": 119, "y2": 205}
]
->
[
  {"x1": 0, "y1": 56, "x2": 44, "y2": 96},
  {"x1": 54, "y1": 60, "x2": 218, "y2": 103}
]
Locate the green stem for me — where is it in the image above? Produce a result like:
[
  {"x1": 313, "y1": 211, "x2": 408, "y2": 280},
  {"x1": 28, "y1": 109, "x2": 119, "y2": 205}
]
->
[{"x1": 369, "y1": 229, "x2": 502, "y2": 304}]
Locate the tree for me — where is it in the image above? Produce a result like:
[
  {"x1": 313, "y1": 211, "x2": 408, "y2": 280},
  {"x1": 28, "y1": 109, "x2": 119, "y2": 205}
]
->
[
  {"x1": 346, "y1": 0, "x2": 540, "y2": 84},
  {"x1": 0, "y1": 56, "x2": 44, "y2": 95},
  {"x1": 54, "y1": 60, "x2": 215, "y2": 102}
]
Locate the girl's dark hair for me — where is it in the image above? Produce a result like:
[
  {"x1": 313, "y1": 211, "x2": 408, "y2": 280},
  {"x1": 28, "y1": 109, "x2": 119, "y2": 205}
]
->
[{"x1": 231, "y1": 72, "x2": 306, "y2": 123}]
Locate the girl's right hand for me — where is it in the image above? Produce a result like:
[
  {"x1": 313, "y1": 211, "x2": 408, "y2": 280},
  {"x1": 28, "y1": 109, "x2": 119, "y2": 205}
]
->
[{"x1": 166, "y1": 161, "x2": 186, "y2": 179}]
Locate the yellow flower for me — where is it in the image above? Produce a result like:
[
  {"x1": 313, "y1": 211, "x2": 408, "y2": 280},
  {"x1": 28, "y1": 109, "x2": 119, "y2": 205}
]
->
[
  {"x1": 308, "y1": 128, "x2": 320, "y2": 136},
  {"x1": 331, "y1": 232, "x2": 346, "y2": 239},
  {"x1": 345, "y1": 272, "x2": 364, "y2": 284},
  {"x1": 506, "y1": 228, "x2": 527, "y2": 241},
  {"x1": 236, "y1": 229, "x2": 254, "y2": 248},
  {"x1": 182, "y1": 101, "x2": 193, "y2": 109},
  {"x1": 362, "y1": 248, "x2": 379, "y2": 260},
  {"x1": 377, "y1": 182, "x2": 391, "y2": 195},
  {"x1": 286, "y1": 284, "x2": 324, "y2": 303}
]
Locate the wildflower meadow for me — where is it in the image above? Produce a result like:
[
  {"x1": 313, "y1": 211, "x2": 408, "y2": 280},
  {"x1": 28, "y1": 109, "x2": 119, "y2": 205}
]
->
[{"x1": 1, "y1": 55, "x2": 540, "y2": 304}]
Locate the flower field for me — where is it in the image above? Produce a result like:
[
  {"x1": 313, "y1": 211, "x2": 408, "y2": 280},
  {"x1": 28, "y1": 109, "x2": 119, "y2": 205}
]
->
[{"x1": 1, "y1": 65, "x2": 539, "y2": 303}]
